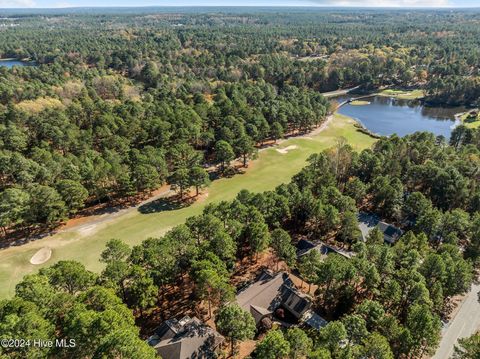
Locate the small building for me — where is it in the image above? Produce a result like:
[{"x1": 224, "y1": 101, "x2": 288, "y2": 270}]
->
[
  {"x1": 358, "y1": 212, "x2": 403, "y2": 244},
  {"x1": 147, "y1": 316, "x2": 224, "y2": 359},
  {"x1": 235, "y1": 271, "x2": 327, "y2": 330}
]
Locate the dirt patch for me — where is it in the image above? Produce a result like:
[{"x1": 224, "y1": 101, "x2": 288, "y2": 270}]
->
[
  {"x1": 276, "y1": 145, "x2": 298, "y2": 154},
  {"x1": 237, "y1": 339, "x2": 257, "y2": 358},
  {"x1": 77, "y1": 224, "x2": 99, "y2": 238},
  {"x1": 308, "y1": 115, "x2": 333, "y2": 136},
  {"x1": 30, "y1": 247, "x2": 52, "y2": 265}
]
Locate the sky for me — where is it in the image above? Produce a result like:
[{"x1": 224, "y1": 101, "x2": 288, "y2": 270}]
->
[{"x1": 0, "y1": 0, "x2": 479, "y2": 9}]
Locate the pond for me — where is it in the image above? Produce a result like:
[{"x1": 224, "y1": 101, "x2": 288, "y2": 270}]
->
[
  {"x1": 0, "y1": 59, "x2": 36, "y2": 68},
  {"x1": 335, "y1": 95, "x2": 467, "y2": 139}
]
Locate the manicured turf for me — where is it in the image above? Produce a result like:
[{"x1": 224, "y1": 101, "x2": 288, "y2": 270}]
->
[
  {"x1": 378, "y1": 89, "x2": 424, "y2": 100},
  {"x1": 461, "y1": 112, "x2": 480, "y2": 129},
  {"x1": 350, "y1": 100, "x2": 370, "y2": 106},
  {"x1": 0, "y1": 114, "x2": 376, "y2": 298}
]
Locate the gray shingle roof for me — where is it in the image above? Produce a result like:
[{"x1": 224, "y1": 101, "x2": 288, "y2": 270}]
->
[
  {"x1": 147, "y1": 316, "x2": 224, "y2": 359},
  {"x1": 236, "y1": 271, "x2": 313, "y2": 324},
  {"x1": 236, "y1": 271, "x2": 291, "y2": 324},
  {"x1": 296, "y1": 239, "x2": 353, "y2": 259},
  {"x1": 357, "y1": 212, "x2": 403, "y2": 244}
]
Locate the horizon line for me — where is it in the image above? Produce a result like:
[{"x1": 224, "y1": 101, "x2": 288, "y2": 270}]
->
[{"x1": 1, "y1": 5, "x2": 480, "y2": 9}]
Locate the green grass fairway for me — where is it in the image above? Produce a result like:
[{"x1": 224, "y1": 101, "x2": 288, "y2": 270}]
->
[
  {"x1": 378, "y1": 89, "x2": 424, "y2": 100},
  {"x1": 0, "y1": 114, "x2": 376, "y2": 298},
  {"x1": 350, "y1": 100, "x2": 370, "y2": 106},
  {"x1": 460, "y1": 112, "x2": 480, "y2": 129}
]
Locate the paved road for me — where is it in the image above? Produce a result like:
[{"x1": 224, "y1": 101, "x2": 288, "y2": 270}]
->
[{"x1": 433, "y1": 282, "x2": 480, "y2": 359}]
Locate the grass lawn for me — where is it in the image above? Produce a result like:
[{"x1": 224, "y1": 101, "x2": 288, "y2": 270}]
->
[
  {"x1": 350, "y1": 100, "x2": 370, "y2": 106},
  {"x1": 0, "y1": 114, "x2": 376, "y2": 299},
  {"x1": 460, "y1": 112, "x2": 480, "y2": 129},
  {"x1": 378, "y1": 89, "x2": 424, "y2": 100}
]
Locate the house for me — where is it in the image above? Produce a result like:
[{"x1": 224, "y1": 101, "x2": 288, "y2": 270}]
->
[
  {"x1": 147, "y1": 316, "x2": 224, "y2": 359},
  {"x1": 235, "y1": 271, "x2": 327, "y2": 329},
  {"x1": 296, "y1": 239, "x2": 354, "y2": 259},
  {"x1": 236, "y1": 271, "x2": 294, "y2": 325},
  {"x1": 358, "y1": 212, "x2": 403, "y2": 244}
]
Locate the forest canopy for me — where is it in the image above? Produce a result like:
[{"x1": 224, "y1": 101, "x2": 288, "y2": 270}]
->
[{"x1": 1, "y1": 9, "x2": 480, "y2": 233}]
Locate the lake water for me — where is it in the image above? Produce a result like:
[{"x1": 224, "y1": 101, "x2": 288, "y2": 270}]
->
[
  {"x1": 0, "y1": 59, "x2": 35, "y2": 68},
  {"x1": 336, "y1": 96, "x2": 466, "y2": 139}
]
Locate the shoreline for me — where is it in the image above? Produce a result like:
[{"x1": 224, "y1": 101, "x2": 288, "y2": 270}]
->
[{"x1": 454, "y1": 108, "x2": 480, "y2": 129}]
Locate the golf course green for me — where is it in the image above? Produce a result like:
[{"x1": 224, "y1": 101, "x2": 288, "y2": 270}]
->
[{"x1": 0, "y1": 114, "x2": 376, "y2": 298}]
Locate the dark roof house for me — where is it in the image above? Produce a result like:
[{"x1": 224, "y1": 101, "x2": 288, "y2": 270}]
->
[
  {"x1": 147, "y1": 316, "x2": 224, "y2": 359},
  {"x1": 358, "y1": 212, "x2": 403, "y2": 244},
  {"x1": 236, "y1": 271, "x2": 293, "y2": 325},
  {"x1": 235, "y1": 271, "x2": 327, "y2": 329},
  {"x1": 281, "y1": 285, "x2": 312, "y2": 319},
  {"x1": 296, "y1": 239, "x2": 354, "y2": 259}
]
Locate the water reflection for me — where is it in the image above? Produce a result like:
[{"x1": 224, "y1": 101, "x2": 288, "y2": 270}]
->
[
  {"x1": 0, "y1": 59, "x2": 36, "y2": 68},
  {"x1": 336, "y1": 95, "x2": 466, "y2": 139}
]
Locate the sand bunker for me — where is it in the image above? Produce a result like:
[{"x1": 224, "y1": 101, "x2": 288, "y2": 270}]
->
[
  {"x1": 30, "y1": 247, "x2": 52, "y2": 265},
  {"x1": 276, "y1": 145, "x2": 298, "y2": 154}
]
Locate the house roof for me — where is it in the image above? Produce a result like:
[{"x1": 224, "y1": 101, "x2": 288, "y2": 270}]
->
[
  {"x1": 296, "y1": 239, "x2": 353, "y2": 259},
  {"x1": 236, "y1": 271, "x2": 316, "y2": 324},
  {"x1": 379, "y1": 222, "x2": 403, "y2": 242},
  {"x1": 148, "y1": 316, "x2": 224, "y2": 359},
  {"x1": 357, "y1": 212, "x2": 403, "y2": 244},
  {"x1": 250, "y1": 305, "x2": 272, "y2": 324},
  {"x1": 302, "y1": 310, "x2": 329, "y2": 330},
  {"x1": 281, "y1": 286, "x2": 312, "y2": 318},
  {"x1": 296, "y1": 239, "x2": 330, "y2": 257},
  {"x1": 152, "y1": 317, "x2": 185, "y2": 341},
  {"x1": 296, "y1": 239, "x2": 316, "y2": 254},
  {"x1": 236, "y1": 271, "x2": 292, "y2": 324},
  {"x1": 236, "y1": 271, "x2": 330, "y2": 330}
]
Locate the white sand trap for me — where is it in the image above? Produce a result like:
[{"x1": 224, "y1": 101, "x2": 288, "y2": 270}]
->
[
  {"x1": 30, "y1": 247, "x2": 52, "y2": 265},
  {"x1": 276, "y1": 145, "x2": 298, "y2": 154}
]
